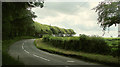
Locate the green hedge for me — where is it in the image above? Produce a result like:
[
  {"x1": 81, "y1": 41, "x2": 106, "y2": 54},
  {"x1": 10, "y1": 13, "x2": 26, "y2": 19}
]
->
[
  {"x1": 79, "y1": 35, "x2": 111, "y2": 54},
  {"x1": 42, "y1": 35, "x2": 112, "y2": 55}
]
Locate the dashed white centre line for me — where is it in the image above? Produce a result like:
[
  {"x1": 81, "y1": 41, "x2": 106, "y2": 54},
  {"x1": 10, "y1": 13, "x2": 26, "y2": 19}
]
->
[
  {"x1": 24, "y1": 50, "x2": 29, "y2": 54},
  {"x1": 67, "y1": 61, "x2": 75, "y2": 63},
  {"x1": 22, "y1": 42, "x2": 50, "y2": 61},
  {"x1": 22, "y1": 43, "x2": 29, "y2": 54},
  {"x1": 33, "y1": 54, "x2": 39, "y2": 57},
  {"x1": 22, "y1": 43, "x2": 24, "y2": 49},
  {"x1": 33, "y1": 54, "x2": 50, "y2": 61}
]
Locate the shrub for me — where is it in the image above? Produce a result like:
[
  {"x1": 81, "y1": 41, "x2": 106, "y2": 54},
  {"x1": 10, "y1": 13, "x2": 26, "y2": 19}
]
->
[
  {"x1": 79, "y1": 35, "x2": 110, "y2": 54},
  {"x1": 111, "y1": 45, "x2": 120, "y2": 57},
  {"x1": 42, "y1": 35, "x2": 51, "y2": 42}
]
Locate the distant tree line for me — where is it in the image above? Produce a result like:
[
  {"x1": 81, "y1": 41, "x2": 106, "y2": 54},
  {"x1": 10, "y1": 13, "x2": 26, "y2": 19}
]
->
[
  {"x1": 2, "y1": 2, "x2": 76, "y2": 40},
  {"x1": 33, "y1": 22, "x2": 76, "y2": 37}
]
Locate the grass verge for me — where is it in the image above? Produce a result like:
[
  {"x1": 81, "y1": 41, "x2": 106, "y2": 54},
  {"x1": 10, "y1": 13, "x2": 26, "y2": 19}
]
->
[
  {"x1": 34, "y1": 38, "x2": 120, "y2": 66},
  {"x1": 2, "y1": 36, "x2": 38, "y2": 65}
]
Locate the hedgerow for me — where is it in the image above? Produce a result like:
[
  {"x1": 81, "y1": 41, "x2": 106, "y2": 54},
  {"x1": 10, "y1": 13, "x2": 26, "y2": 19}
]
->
[{"x1": 42, "y1": 34, "x2": 119, "y2": 57}]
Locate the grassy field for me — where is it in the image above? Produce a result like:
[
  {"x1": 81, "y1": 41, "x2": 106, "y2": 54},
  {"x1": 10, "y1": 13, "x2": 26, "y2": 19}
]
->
[
  {"x1": 2, "y1": 36, "x2": 38, "y2": 65},
  {"x1": 104, "y1": 37, "x2": 120, "y2": 40},
  {"x1": 104, "y1": 37, "x2": 119, "y2": 57},
  {"x1": 104, "y1": 38, "x2": 119, "y2": 47},
  {"x1": 35, "y1": 38, "x2": 120, "y2": 65}
]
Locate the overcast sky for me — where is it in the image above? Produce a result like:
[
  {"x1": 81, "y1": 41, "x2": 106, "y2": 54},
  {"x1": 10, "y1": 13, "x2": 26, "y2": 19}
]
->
[{"x1": 32, "y1": 2, "x2": 118, "y2": 37}]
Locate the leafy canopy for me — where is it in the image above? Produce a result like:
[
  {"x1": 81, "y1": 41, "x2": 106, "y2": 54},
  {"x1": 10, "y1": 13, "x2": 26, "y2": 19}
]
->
[{"x1": 93, "y1": 1, "x2": 120, "y2": 30}]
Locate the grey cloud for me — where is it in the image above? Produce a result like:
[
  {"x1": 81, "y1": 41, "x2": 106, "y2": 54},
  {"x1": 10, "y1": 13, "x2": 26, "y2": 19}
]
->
[
  {"x1": 55, "y1": 19, "x2": 102, "y2": 32},
  {"x1": 75, "y1": 24, "x2": 101, "y2": 31},
  {"x1": 32, "y1": 2, "x2": 90, "y2": 19},
  {"x1": 32, "y1": 7, "x2": 59, "y2": 19},
  {"x1": 53, "y1": 19, "x2": 101, "y2": 32},
  {"x1": 46, "y1": 2, "x2": 89, "y2": 14},
  {"x1": 45, "y1": 2, "x2": 90, "y2": 15},
  {"x1": 32, "y1": 2, "x2": 118, "y2": 37}
]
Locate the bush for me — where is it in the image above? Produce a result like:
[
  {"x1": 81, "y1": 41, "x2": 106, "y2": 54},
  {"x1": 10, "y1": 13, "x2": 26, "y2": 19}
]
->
[
  {"x1": 111, "y1": 45, "x2": 120, "y2": 57},
  {"x1": 79, "y1": 35, "x2": 110, "y2": 54},
  {"x1": 42, "y1": 35, "x2": 52, "y2": 42}
]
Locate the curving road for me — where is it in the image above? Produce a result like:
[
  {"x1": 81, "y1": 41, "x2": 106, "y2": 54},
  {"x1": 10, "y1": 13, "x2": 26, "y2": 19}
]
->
[{"x1": 8, "y1": 39, "x2": 109, "y2": 66}]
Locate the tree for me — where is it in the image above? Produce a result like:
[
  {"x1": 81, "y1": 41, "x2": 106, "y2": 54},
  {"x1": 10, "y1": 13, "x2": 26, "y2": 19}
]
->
[
  {"x1": 33, "y1": 22, "x2": 76, "y2": 37},
  {"x1": 93, "y1": 1, "x2": 120, "y2": 30},
  {"x1": 2, "y1": 1, "x2": 76, "y2": 40},
  {"x1": 68, "y1": 29, "x2": 76, "y2": 36},
  {"x1": 2, "y1": 2, "x2": 44, "y2": 40}
]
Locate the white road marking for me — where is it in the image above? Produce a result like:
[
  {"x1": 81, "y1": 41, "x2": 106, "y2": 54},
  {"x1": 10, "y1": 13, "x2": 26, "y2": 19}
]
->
[
  {"x1": 33, "y1": 54, "x2": 39, "y2": 57},
  {"x1": 33, "y1": 54, "x2": 50, "y2": 61},
  {"x1": 22, "y1": 43, "x2": 29, "y2": 54},
  {"x1": 22, "y1": 42, "x2": 50, "y2": 61},
  {"x1": 39, "y1": 57, "x2": 50, "y2": 61},
  {"x1": 24, "y1": 50, "x2": 29, "y2": 54},
  {"x1": 67, "y1": 61, "x2": 75, "y2": 63},
  {"x1": 22, "y1": 43, "x2": 24, "y2": 49}
]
